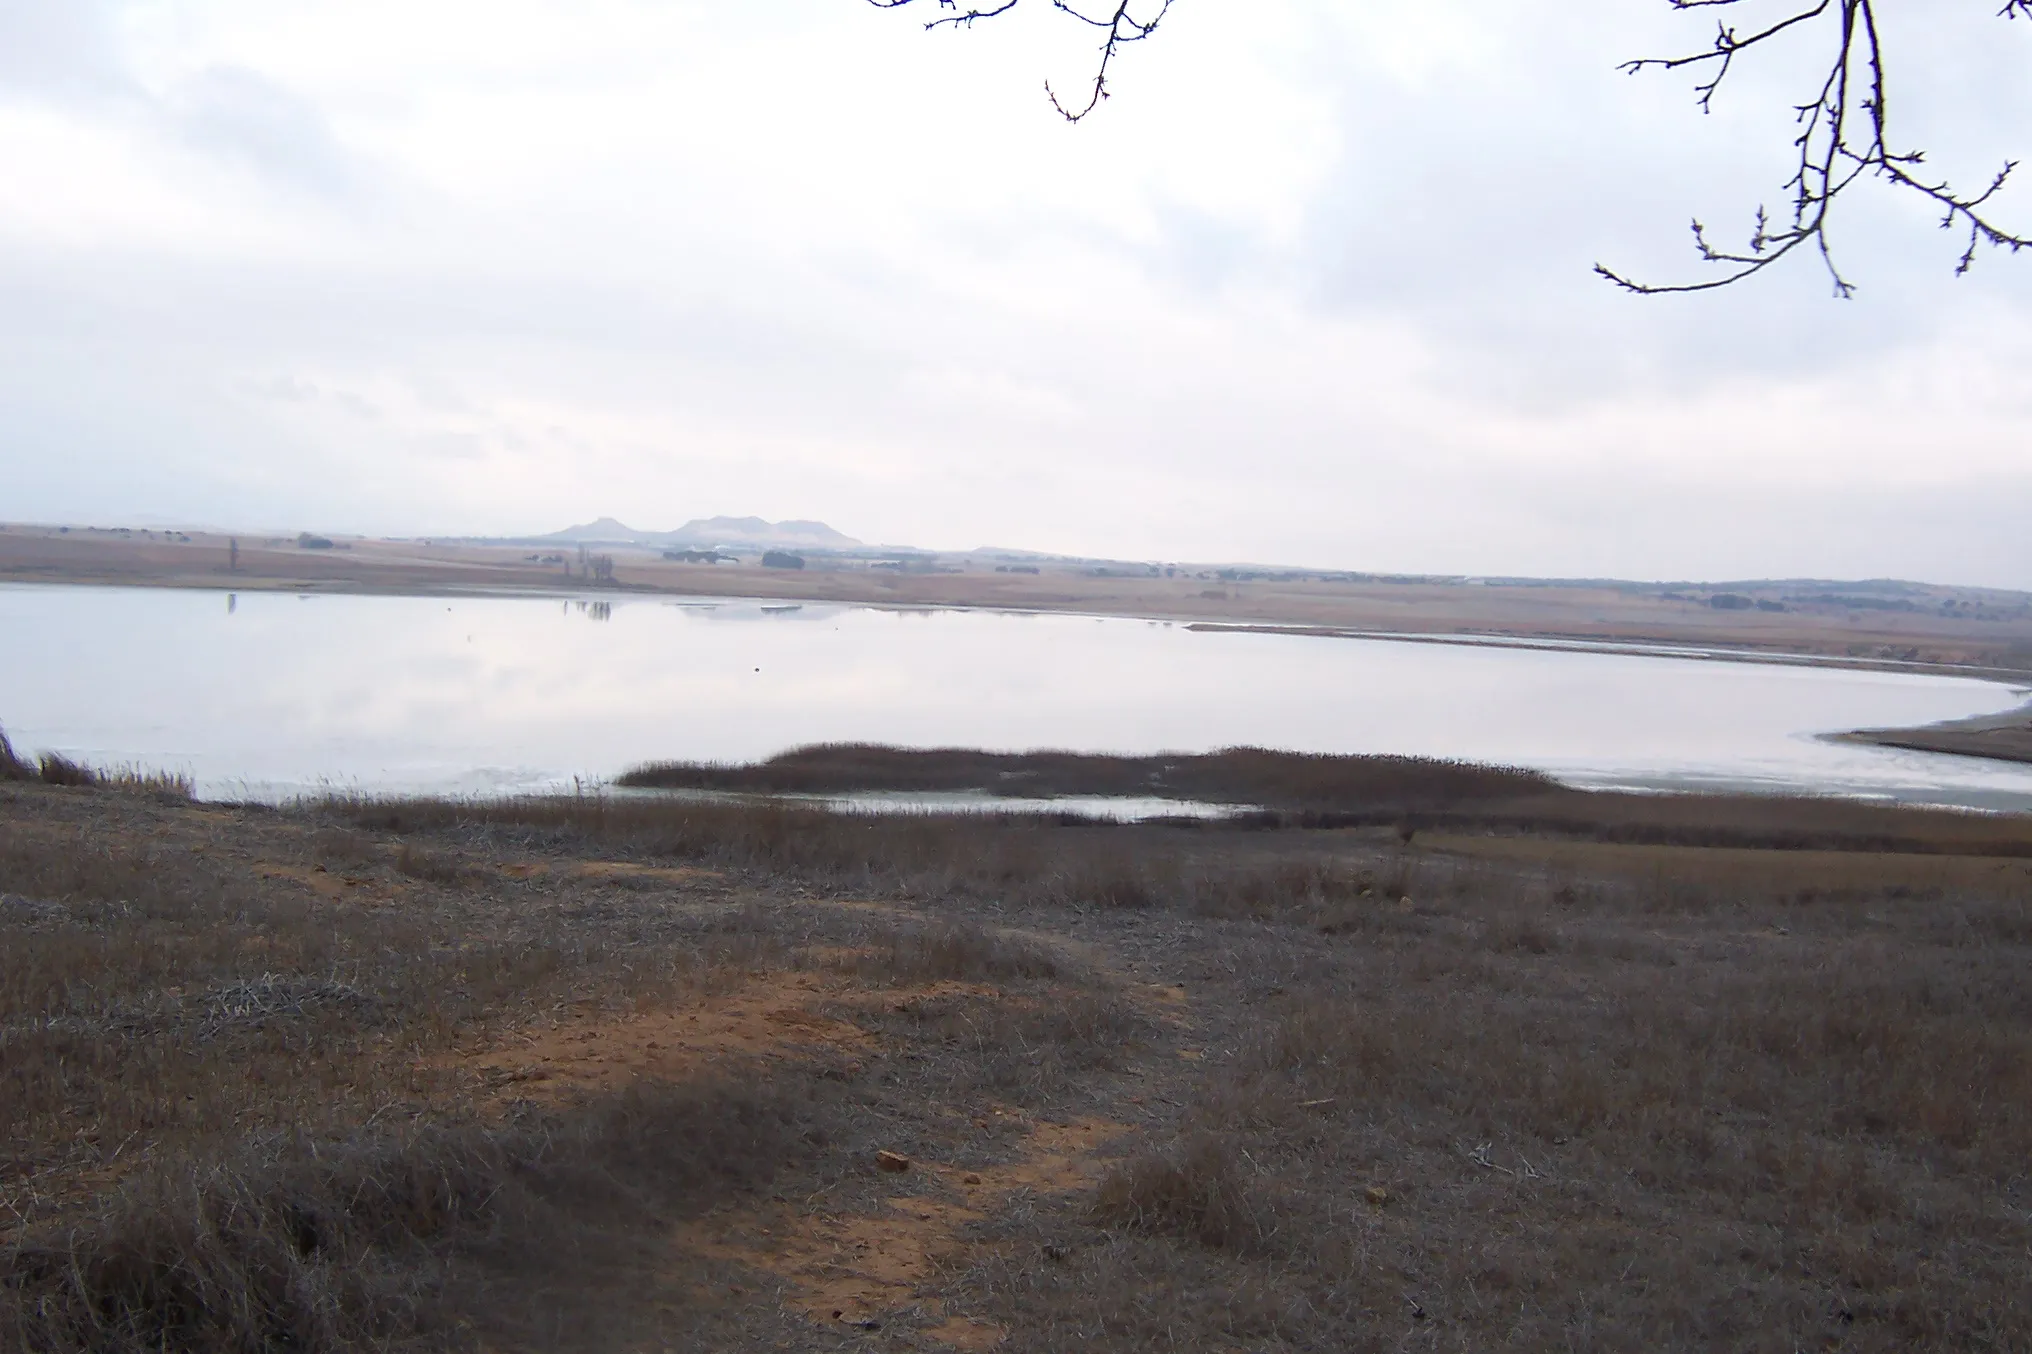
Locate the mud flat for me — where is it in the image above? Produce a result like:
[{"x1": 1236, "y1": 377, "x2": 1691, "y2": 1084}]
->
[{"x1": 1843, "y1": 704, "x2": 2032, "y2": 766}]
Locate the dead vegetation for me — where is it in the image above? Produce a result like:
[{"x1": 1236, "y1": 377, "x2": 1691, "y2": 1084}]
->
[
  {"x1": 618, "y1": 743, "x2": 1558, "y2": 810},
  {"x1": 993, "y1": 843, "x2": 2032, "y2": 1352},
  {"x1": 615, "y1": 743, "x2": 2032, "y2": 856},
  {"x1": 1091, "y1": 1135, "x2": 1277, "y2": 1253},
  {"x1": 4, "y1": 1075, "x2": 827, "y2": 1354},
  {"x1": 0, "y1": 728, "x2": 32, "y2": 782},
  {"x1": 0, "y1": 726, "x2": 192, "y2": 799},
  {"x1": 5, "y1": 768, "x2": 2032, "y2": 1351}
]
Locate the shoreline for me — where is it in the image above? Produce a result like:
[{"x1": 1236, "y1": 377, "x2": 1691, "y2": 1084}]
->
[
  {"x1": 1183, "y1": 621, "x2": 2032, "y2": 683},
  {"x1": 13, "y1": 572, "x2": 2032, "y2": 776},
  {"x1": 6, "y1": 525, "x2": 2031, "y2": 682},
  {"x1": 1837, "y1": 703, "x2": 2032, "y2": 767},
  {"x1": 8, "y1": 569, "x2": 2030, "y2": 687}
]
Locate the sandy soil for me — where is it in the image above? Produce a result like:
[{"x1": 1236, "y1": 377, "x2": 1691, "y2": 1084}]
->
[{"x1": 6, "y1": 521, "x2": 2031, "y2": 676}]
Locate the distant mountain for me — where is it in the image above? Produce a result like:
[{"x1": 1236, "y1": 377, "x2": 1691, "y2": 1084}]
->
[
  {"x1": 664, "y1": 517, "x2": 861, "y2": 550},
  {"x1": 544, "y1": 517, "x2": 648, "y2": 544},
  {"x1": 539, "y1": 516, "x2": 862, "y2": 551}
]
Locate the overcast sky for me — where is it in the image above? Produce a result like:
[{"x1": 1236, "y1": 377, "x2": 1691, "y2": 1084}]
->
[{"x1": 2, "y1": 1, "x2": 2030, "y2": 585}]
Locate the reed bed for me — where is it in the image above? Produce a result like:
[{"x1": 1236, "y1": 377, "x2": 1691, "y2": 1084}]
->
[
  {"x1": 618, "y1": 742, "x2": 1558, "y2": 809},
  {"x1": 0, "y1": 727, "x2": 192, "y2": 798},
  {"x1": 615, "y1": 743, "x2": 2032, "y2": 856}
]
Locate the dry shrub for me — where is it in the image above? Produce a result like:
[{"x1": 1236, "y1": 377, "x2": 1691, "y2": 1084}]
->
[{"x1": 1092, "y1": 1136, "x2": 1275, "y2": 1252}]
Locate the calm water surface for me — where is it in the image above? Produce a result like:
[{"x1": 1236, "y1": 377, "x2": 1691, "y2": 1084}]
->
[{"x1": 4, "y1": 584, "x2": 2030, "y2": 811}]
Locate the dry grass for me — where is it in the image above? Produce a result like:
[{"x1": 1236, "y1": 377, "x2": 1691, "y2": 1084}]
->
[
  {"x1": 8, "y1": 768, "x2": 2032, "y2": 1351},
  {"x1": 2, "y1": 1075, "x2": 825, "y2": 1354},
  {"x1": 315, "y1": 791, "x2": 1567, "y2": 924},
  {"x1": 0, "y1": 727, "x2": 33, "y2": 782},
  {"x1": 1405, "y1": 786, "x2": 2032, "y2": 855},
  {"x1": 1031, "y1": 844, "x2": 2032, "y2": 1351},
  {"x1": 615, "y1": 743, "x2": 2032, "y2": 857},
  {"x1": 820, "y1": 919, "x2": 1067, "y2": 984},
  {"x1": 0, "y1": 798, "x2": 744, "y2": 1240},
  {"x1": 393, "y1": 842, "x2": 488, "y2": 888},
  {"x1": 0, "y1": 730, "x2": 193, "y2": 799},
  {"x1": 619, "y1": 742, "x2": 1559, "y2": 808},
  {"x1": 1092, "y1": 1136, "x2": 1277, "y2": 1252},
  {"x1": 0, "y1": 782, "x2": 1149, "y2": 1350}
]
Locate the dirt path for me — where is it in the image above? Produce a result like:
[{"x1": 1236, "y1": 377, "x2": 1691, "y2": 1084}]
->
[{"x1": 418, "y1": 894, "x2": 1211, "y2": 1350}]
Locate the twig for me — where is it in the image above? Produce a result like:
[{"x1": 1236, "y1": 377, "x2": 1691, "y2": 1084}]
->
[
  {"x1": 867, "y1": 0, "x2": 1172, "y2": 122},
  {"x1": 1599, "y1": 0, "x2": 2032, "y2": 294}
]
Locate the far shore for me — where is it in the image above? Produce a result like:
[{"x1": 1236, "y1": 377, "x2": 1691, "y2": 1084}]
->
[
  {"x1": 7, "y1": 523, "x2": 2032, "y2": 676},
  {"x1": 1182, "y1": 621, "x2": 2032, "y2": 683},
  {"x1": 1839, "y1": 705, "x2": 2032, "y2": 766},
  {"x1": 11, "y1": 522, "x2": 2032, "y2": 769}
]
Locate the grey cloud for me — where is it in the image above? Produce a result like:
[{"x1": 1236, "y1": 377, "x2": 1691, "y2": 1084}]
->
[
  {"x1": 3, "y1": 3, "x2": 2028, "y2": 587},
  {"x1": 0, "y1": 2, "x2": 363, "y2": 200},
  {"x1": 171, "y1": 65, "x2": 359, "y2": 198},
  {"x1": 1268, "y1": 4, "x2": 2032, "y2": 407},
  {"x1": 0, "y1": 0, "x2": 132, "y2": 102}
]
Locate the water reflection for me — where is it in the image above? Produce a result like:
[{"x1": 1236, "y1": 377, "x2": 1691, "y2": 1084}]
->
[{"x1": 1, "y1": 584, "x2": 2028, "y2": 810}]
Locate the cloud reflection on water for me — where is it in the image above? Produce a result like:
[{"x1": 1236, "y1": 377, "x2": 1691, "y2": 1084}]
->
[{"x1": 2, "y1": 584, "x2": 2028, "y2": 812}]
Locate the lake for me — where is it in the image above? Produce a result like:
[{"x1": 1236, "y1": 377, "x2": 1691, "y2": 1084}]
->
[{"x1": 5, "y1": 584, "x2": 2031, "y2": 812}]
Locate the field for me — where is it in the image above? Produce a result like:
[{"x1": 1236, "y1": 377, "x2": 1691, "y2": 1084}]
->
[{"x1": 5, "y1": 743, "x2": 2032, "y2": 1352}]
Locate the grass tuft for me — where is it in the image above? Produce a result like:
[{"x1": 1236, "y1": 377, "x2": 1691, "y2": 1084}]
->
[
  {"x1": 827, "y1": 920, "x2": 1066, "y2": 983},
  {"x1": 27, "y1": 750, "x2": 194, "y2": 799},
  {"x1": 36, "y1": 751, "x2": 97, "y2": 787},
  {"x1": 0, "y1": 727, "x2": 32, "y2": 782},
  {"x1": 1092, "y1": 1136, "x2": 1276, "y2": 1252},
  {"x1": 393, "y1": 843, "x2": 486, "y2": 888}
]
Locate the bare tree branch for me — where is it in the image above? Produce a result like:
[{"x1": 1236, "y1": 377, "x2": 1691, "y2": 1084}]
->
[
  {"x1": 867, "y1": 0, "x2": 1173, "y2": 122},
  {"x1": 1597, "y1": 0, "x2": 2032, "y2": 295},
  {"x1": 871, "y1": 0, "x2": 2029, "y2": 294}
]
